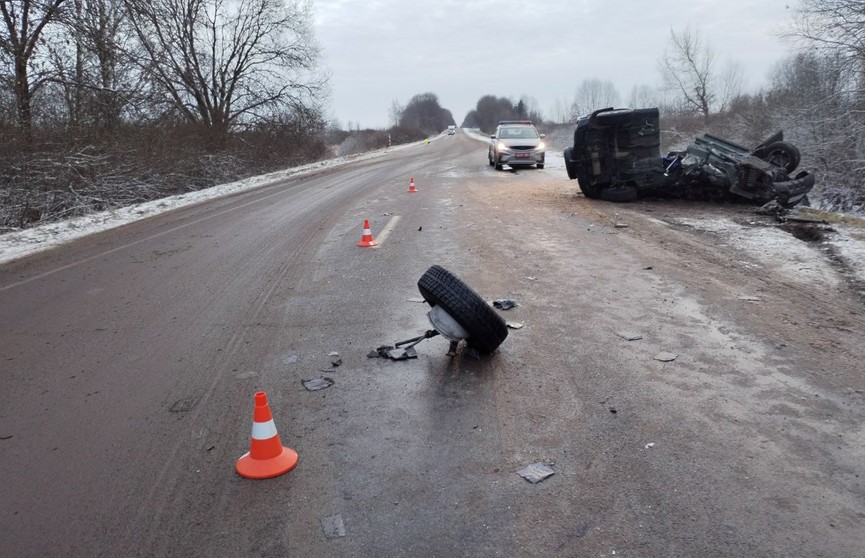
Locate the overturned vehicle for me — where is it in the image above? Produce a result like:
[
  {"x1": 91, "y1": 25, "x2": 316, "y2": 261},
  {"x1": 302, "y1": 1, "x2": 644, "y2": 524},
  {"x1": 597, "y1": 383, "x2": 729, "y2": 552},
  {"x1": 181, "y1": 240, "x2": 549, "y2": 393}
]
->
[{"x1": 563, "y1": 107, "x2": 815, "y2": 208}]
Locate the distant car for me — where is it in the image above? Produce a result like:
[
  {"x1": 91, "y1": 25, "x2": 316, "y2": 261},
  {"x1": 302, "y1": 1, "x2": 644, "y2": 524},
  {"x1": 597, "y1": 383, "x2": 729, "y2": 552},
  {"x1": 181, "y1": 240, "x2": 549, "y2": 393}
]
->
[
  {"x1": 448, "y1": 129, "x2": 455, "y2": 135},
  {"x1": 488, "y1": 120, "x2": 545, "y2": 170},
  {"x1": 448, "y1": 125, "x2": 456, "y2": 135}
]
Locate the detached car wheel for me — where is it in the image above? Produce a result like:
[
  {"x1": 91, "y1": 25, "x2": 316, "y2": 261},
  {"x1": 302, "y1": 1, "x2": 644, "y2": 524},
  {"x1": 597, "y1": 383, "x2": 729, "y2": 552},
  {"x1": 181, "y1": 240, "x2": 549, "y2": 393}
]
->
[{"x1": 417, "y1": 265, "x2": 508, "y2": 354}]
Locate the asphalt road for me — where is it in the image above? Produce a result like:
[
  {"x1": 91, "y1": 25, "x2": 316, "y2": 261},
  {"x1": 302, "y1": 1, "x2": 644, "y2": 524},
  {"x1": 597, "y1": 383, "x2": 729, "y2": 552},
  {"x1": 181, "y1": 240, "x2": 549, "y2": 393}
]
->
[{"x1": 2, "y1": 132, "x2": 864, "y2": 557}]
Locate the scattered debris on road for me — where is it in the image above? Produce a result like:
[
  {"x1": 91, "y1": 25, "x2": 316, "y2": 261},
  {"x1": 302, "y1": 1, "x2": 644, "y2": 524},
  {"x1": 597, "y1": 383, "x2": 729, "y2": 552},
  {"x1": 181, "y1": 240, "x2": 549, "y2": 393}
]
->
[
  {"x1": 738, "y1": 295, "x2": 761, "y2": 302},
  {"x1": 645, "y1": 442, "x2": 656, "y2": 449},
  {"x1": 493, "y1": 298, "x2": 517, "y2": 310},
  {"x1": 654, "y1": 352, "x2": 678, "y2": 362},
  {"x1": 506, "y1": 321, "x2": 524, "y2": 329},
  {"x1": 367, "y1": 345, "x2": 418, "y2": 361},
  {"x1": 517, "y1": 462, "x2": 555, "y2": 484},
  {"x1": 302, "y1": 377, "x2": 334, "y2": 391},
  {"x1": 321, "y1": 514, "x2": 346, "y2": 539},
  {"x1": 615, "y1": 223, "x2": 629, "y2": 228},
  {"x1": 615, "y1": 331, "x2": 643, "y2": 341},
  {"x1": 406, "y1": 297, "x2": 425, "y2": 303}
]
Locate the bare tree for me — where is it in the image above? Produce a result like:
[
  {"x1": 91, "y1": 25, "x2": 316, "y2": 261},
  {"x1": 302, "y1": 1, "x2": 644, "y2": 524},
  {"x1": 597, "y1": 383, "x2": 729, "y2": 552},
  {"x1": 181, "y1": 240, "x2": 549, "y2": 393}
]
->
[
  {"x1": 570, "y1": 79, "x2": 620, "y2": 121},
  {"x1": 549, "y1": 98, "x2": 570, "y2": 124},
  {"x1": 123, "y1": 0, "x2": 328, "y2": 139},
  {"x1": 789, "y1": 0, "x2": 865, "y2": 69},
  {"x1": 388, "y1": 98, "x2": 403, "y2": 128},
  {"x1": 660, "y1": 27, "x2": 742, "y2": 125},
  {"x1": 45, "y1": 0, "x2": 134, "y2": 129},
  {"x1": 0, "y1": 0, "x2": 67, "y2": 130},
  {"x1": 627, "y1": 84, "x2": 659, "y2": 109}
]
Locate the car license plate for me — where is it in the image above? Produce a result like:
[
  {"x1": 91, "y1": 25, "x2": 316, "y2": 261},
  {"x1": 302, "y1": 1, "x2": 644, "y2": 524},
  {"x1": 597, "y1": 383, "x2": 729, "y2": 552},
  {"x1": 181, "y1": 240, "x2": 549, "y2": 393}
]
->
[{"x1": 515, "y1": 153, "x2": 529, "y2": 158}]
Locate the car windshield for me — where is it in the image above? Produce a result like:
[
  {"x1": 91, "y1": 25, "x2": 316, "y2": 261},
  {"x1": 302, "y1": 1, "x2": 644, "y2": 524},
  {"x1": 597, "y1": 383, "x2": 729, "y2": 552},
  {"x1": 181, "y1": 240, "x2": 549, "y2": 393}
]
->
[{"x1": 501, "y1": 127, "x2": 538, "y2": 139}]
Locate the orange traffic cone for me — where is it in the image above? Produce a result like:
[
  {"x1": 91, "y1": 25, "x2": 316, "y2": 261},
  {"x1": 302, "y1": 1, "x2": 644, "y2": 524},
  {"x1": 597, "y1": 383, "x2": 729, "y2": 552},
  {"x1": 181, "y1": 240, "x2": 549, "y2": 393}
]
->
[
  {"x1": 236, "y1": 391, "x2": 298, "y2": 479},
  {"x1": 357, "y1": 219, "x2": 378, "y2": 247},
  {"x1": 408, "y1": 177, "x2": 418, "y2": 193}
]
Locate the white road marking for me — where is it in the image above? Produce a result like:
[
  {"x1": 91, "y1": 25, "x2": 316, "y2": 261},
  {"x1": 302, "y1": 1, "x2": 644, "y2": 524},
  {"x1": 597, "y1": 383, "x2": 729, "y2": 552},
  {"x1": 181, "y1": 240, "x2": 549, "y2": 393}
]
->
[{"x1": 373, "y1": 215, "x2": 401, "y2": 247}]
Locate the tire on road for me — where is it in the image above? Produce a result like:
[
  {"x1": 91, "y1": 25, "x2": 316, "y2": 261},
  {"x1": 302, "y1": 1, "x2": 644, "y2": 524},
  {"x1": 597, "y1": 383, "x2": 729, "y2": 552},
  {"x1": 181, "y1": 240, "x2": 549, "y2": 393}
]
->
[
  {"x1": 564, "y1": 147, "x2": 577, "y2": 179},
  {"x1": 417, "y1": 265, "x2": 508, "y2": 354},
  {"x1": 599, "y1": 185, "x2": 639, "y2": 202}
]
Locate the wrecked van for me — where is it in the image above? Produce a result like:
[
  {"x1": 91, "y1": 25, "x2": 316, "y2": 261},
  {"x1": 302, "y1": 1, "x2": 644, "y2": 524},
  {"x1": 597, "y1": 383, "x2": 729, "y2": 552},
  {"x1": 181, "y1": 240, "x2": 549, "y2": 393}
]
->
[{"x1": 563, "y1": 107, "x2": 815, "y2": 208}]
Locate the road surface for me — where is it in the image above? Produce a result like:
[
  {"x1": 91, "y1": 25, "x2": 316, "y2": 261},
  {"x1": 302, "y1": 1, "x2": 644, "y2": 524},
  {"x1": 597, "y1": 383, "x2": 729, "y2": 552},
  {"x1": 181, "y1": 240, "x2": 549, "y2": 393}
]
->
[{"x1": 2, "y1": 131, "x2": 864, "y2": 557}]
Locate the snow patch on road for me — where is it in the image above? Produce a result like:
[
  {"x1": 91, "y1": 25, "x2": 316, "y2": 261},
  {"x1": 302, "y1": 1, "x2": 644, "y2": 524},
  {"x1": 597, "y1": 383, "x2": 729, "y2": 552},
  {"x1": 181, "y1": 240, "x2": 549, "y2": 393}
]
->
[{"x1": 673, "y1": 217, "x2": 865, "y2": 288}]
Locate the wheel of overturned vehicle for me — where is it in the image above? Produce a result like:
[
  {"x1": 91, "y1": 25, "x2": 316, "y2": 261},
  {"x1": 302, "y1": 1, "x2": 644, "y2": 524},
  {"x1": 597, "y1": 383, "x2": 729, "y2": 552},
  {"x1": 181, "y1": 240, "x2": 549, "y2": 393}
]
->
[
  {"x1": 761, "y1": 141, "x2": 801, "y2": 173},
  {"x1": 771, "y1": 171, "x2": 816, "y2": 207},
  {"x1": 417, "y1": 265, "x2": 508, "y2": 354},
  {"x1": 599, "y1": 185, "x2": 638, "y2": 202},
  {"x1": 563, "y1": 147, "x2": 578, "y2": 179},
  {"x1": 593, "y1": 108, "x2": 633, "y2": 126}
]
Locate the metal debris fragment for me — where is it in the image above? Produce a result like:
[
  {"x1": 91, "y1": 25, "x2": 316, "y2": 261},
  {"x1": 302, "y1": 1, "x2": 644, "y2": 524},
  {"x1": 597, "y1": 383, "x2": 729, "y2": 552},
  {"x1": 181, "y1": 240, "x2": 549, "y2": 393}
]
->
[
  {"x1": 406, "y1": 297, "x2": 426, "y2": 303},
  {"x1": 493, "y1": 299, "x2": 517, "y2": 310},
  {"x1": 368, "y1": 345, "x2": 418, "y2": 361},
  {"x1": 517, "y1": 462, "x2": 555, "y2": 484},
  {"x1": 302, "y1": 377, "x2": 334, "y2": 391},
  {"x1": 654, "y1": 352, "x2": 678, "y2": 362}
]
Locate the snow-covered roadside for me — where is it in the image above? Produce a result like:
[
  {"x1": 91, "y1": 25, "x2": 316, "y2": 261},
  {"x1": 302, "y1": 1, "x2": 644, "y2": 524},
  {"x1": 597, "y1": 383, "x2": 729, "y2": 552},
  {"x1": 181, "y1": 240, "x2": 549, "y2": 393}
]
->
[
  {"x1": 672, "y1": 216, "x2": 865, "y2": 290},
  {"x1": 0, "y1": 137, "x2": 435, "y2": 265}
]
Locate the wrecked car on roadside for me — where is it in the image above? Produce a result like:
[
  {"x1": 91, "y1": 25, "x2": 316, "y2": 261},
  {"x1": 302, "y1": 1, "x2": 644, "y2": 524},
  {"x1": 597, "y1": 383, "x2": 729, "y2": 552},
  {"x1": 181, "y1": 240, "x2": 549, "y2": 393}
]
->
[{"x1": 563, "y1": 107, "x2": 815, "y2": 208}]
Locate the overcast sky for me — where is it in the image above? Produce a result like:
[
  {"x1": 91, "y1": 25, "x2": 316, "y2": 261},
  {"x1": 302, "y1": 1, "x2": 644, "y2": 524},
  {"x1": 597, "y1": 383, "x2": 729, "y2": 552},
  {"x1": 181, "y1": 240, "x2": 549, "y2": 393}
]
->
[{"x1": 313, "y1": 0, "x2": 800, "y2": 129}]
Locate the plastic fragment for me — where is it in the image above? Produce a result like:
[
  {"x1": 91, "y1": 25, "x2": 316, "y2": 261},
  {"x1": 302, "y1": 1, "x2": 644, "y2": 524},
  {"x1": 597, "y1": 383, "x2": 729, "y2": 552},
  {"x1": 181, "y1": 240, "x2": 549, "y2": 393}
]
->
[
  {"x1": 493, "y1": 299, "x2": 517, "y2": 310},
  {"x1": 654, "y1": 352, "x2": 678, "y2": 362},
  {"x1": 506, "y1": 322, "x2": 524, "y2": 329},
  {"x1": 302, "y1": 377, "x2": 334, "y2": 391},
  {"x1": 516, "y1": 463, "x2": 555, "y2": 484},
  {"x1": 615, "y1": 331, "x2": 643, "y2": 341}
]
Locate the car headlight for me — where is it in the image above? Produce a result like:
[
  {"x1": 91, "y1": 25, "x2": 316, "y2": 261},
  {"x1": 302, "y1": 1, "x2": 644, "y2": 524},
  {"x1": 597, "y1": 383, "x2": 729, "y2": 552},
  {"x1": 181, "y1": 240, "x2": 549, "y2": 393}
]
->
[
  {"x1": 496, "y1": 142, "x2": 510, "y2": 152},
  {"x1": 536, "y1": 142, "x2": 545, "y2": 150}
]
